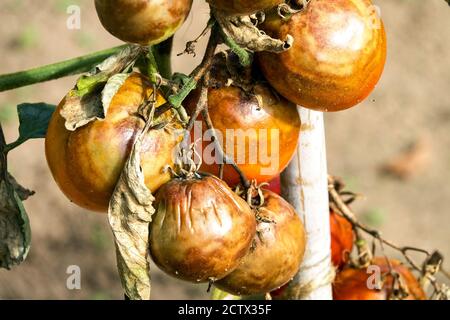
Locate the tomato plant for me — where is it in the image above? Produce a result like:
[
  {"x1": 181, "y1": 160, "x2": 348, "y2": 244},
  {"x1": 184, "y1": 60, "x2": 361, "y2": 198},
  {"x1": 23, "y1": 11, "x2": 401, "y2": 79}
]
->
[{"x1": 1, "y1": 0, "x2": 449, "y2": 303}]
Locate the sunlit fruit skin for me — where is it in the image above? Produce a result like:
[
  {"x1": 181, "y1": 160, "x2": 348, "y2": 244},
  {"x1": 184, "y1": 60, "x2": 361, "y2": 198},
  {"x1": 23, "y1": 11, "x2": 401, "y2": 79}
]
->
[
  {"x1": 45, "y1": 73, "x2": 183, "y2": 212},
  {"x1": 330, "y1": 210, "x2": 354, "y2": 268},
  {"x1": 186, "y1": 84, "x2": 300, "y2": 186},
  {"x1": 207, "y1": 0, "x2": 283, "y2": 15},
  {"x1": 257, "y1": 0, "x2": 387, "y2": 112},
  {"x1": 149, "y1": 175, "x2": 257, "y2": 283},
  {"x1": 333, "y1": 258, "x2": 426, "y2": 300},
  {"x1": 95, "y1": 0, "x2": 193, "y2": 45},
  {"x1": 215, "y1": 190, "x2": 306, "y2": 296}
]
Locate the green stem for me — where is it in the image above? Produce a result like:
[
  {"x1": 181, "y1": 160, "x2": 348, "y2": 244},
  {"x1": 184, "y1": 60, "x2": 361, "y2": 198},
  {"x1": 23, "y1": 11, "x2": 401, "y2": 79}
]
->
[
  {"x1": 153, "y1": 37, "x2": 174, "y2": 79},
  {"x1": 0, "y1": 45, "x2": 127, "y2": 92}
]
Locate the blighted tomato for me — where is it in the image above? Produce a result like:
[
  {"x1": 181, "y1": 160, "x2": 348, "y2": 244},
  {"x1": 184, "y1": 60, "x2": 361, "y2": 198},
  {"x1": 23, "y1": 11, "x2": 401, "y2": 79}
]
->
[
  {"x1": 186, "y1": 84, "x2": 300, "y2": 186},
  {"x1": 330, "y1": 210, "x2": 354, "y2": 268},
  {"x1": 149, "y1": 175, "x2": 256, "y2": 283},
  {"x1": 45, "y1": 73, "x2": 183, "y2": 212},
  {"x1": 333, "y1": 257, "x2": 426, "y2": 300},
  {"x1": 215, "y1": 190, "x2": 306, "y2": 295},
  {"x1": 95, "y1": 0, "x2": 193, "y2": 45},
  {"x1": 207, "y1": 0, "x2": 283, "y2": 15},
  {"x1": 258, "y1": 0, "x2": 387, "y2": 112}
]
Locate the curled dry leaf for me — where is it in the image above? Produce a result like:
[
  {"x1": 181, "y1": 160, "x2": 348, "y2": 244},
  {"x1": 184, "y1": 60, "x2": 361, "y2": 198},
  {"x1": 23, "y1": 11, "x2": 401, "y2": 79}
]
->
[
  {"x1": 61, "y1": 46, "x2": 143, "y2": 131},
  {"x1": 214, "y1": 10, "x2": 293, "y2": 53},
  {"x1": 108, "y1": 127, "x2": 156, "y2": 300},
  {"x1": 0, "y1": 126, "x2": 32, "y2": 269}
]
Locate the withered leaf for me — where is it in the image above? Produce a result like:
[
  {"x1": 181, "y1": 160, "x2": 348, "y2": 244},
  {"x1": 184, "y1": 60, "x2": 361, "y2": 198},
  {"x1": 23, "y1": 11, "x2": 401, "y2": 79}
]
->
[
  {"x1": 0, "y1": 126, "x2": 32, "y2": 270},
  {"x1": 60, "y1": 46, "x2": 143, "y2": 131},
  {"x1": 215, "y1": 11, "x2": 293, "y2": 53},
  {"x1": 108, "y1": 128, "x2": 155, "y2": 300}
]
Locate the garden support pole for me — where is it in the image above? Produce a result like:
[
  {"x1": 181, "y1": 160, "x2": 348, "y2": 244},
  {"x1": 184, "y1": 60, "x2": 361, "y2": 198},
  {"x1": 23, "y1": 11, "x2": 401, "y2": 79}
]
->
[{"x1": 281, "y1": 107, "x2": 333, "y2": 300}]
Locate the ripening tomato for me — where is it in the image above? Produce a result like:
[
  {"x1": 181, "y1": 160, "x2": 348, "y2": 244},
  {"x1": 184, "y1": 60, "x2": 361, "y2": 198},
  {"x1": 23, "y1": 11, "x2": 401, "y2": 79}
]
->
[
  {"x1": 215, "y1": 190, "x2": 306, "y2": 295},
  {"x1": 185, "y1": 84, "x2": 300, "y2": 186},
  {"x1": 45, "y1": 73, "x2": 183, "y2": 212},
  {"x1": 266, "y1": 175, "x2": 281, "y2": 195},
  {"x1": 207, "y1": 0, "x2": 283, "y2": 15},
  {"x1": 330, "y1": 210, "x2": 354, "y2": 268},
  {"x1": 258, "y1": 0, "x2": 387, "y2": 112},
  {"x1": 95, "y1": 0, "x2": 193, "y2": 45},
  {"x1": 149, "y1": 175, "x2": 256, "y2": 283},
  {"x1": 333, "y1": 257, "x2": 426, "y2": 300}
]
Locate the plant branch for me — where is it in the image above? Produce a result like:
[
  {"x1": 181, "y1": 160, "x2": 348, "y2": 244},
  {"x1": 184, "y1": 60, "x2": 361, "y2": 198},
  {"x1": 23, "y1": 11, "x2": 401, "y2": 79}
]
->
[
  {"x1": 201, "y1": 107, "x2": 250, "y2": 189},
  {"x1": 153, "y1": 37, "x2": 174, "y2": 79},
  {"x1": 0, "y1": 45, "x2": 128, "y2": 92}
]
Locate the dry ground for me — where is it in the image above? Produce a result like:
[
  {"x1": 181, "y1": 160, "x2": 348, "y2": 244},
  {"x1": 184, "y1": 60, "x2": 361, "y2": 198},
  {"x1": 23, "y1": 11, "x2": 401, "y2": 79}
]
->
[{"x1": 0, "y1": 0, "x2": 449, "y2": 299}]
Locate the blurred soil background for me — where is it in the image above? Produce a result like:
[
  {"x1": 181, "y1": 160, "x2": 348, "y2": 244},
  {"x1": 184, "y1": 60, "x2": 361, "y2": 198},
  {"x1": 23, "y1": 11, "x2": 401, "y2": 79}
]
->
[{"x1": 0, "y1": 0, "x2": 449, "y2": 299}]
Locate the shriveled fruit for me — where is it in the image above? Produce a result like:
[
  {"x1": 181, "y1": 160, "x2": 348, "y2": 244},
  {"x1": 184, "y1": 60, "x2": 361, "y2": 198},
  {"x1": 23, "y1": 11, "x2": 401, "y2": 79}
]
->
[
  {"x1": 186, "y1": 84, "x2": 300, "y2": 186},
  {"x1": 207, "y1": 0, "x2": 283, "y2": 15},
  {"x1": 95, "y1": 0, "x2": 193, "y2": 45},
  {"x1": 215, "y1": 190, "x2": 306, "y2": 295},
  {"x1": 45, "y1": 73, "x2": 183, "y2": 212},
  {"x1": 258, "y1": 0, "x2": 387, "y2": 112},
  {"x1": 333, "y1": 257, "x2": 426, "y2": 300},
  {"x1": 149, "y1": 175, "x2": 256, "y2": 283},
  {"x1": 330, "y1": 210, "x2": 353, "y2": 268}
]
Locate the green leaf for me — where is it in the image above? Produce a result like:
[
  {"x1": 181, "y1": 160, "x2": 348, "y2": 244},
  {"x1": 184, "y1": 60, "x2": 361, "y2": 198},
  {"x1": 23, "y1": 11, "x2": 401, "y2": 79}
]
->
[
  {"x1": 211, "y1": 287, "x2": 241, "y2": 300},
  {"x1": 6, "y1": 103, "x2": 56, "y2": 152}
]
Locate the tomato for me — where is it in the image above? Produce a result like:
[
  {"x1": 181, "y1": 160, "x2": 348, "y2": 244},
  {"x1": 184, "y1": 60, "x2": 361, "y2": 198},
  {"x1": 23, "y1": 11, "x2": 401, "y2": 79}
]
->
[
  {"x1": 330, "y1": 210, "x2": 353, "y2": 268},
  {"x1": 266, "y1": 175, "x2": 281, "y2": 195},
  {"x1": 333, "y1": 257, "x2": 426, "y2": 300},
  {"x1": 149, "y1": 175, "x2": 256, "y2": 283},
  {"x1": 207, "y1": 0, "x2": 283, "y2": 15},
  {"x1": 95, "y1": 0, "x2": 193, "y2": 45},
  {"x1": 45, "y1": 73, "x2": 183, "y2": 212},
  {"x1": 257, "y1": 0, "x2": 387, "y2": 112},
  {"x1": 185, "y1": 84, "x2": 300, "y2": 186},
  {"x1": 215, "y1": 190, "x2": 306, "y2": 295}
]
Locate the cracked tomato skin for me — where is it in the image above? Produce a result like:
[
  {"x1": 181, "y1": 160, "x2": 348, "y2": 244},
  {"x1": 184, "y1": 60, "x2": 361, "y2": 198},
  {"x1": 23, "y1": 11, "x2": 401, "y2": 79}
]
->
[
  {"x1": 149, "y1": 175, "x2": 256, "y2": 283},
  {"x1": 185, "y1": 84, "x2": 300, "y2": 186},
  {"x1": 333, "y1": 258, "x2": 426, "y2": 300},
  {"x1": 330, "y1": 210, "x2": 354, "y2": 268},
  {"x1": 207, "y1": 0, "x2": 283, "y2": 15},
  {"x1": 95, "y1": 0, "x2": 193, "y2": 45},
  {"x1": 215, "y1": 190, "x2": 306, "y2": 296},
  {"x1": 45, "y1": 73, "x2": 183, "y2": 212},
  {"x1": 258, "y1": 0, "x2": 387, "y2": 112}
]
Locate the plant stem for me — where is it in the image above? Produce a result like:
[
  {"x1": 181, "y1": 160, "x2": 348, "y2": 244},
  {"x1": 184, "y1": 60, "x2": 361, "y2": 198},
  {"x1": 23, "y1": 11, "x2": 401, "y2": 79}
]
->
[
  {"x1": 0, "y1": 45, "x2": 127, "y2": 92},
  {"x1": 153, "y1": 37, "x2": 174, "y2": 79}
]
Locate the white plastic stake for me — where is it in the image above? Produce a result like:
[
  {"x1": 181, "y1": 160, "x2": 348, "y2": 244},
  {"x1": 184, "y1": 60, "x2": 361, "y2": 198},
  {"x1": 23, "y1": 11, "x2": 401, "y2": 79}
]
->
[{"x1": 281, "y1": 107, "x2": 333, "y2": 300}]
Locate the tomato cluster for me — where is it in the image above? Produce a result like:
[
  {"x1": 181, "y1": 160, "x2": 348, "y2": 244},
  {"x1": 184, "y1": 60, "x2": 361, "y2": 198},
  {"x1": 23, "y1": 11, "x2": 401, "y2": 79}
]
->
[{"x1": 45, "y1": 0, "x2": 390, "y2": 299}]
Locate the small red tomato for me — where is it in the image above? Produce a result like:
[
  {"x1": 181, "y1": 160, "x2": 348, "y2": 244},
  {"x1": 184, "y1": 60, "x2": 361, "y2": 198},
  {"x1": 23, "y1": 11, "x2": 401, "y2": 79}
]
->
[
  {"x1": 330, "y1": 210, "x2": 354, "y2": 268},
  {"x1": 333, "y1": 258, "x2": 427, "y2": 300}
]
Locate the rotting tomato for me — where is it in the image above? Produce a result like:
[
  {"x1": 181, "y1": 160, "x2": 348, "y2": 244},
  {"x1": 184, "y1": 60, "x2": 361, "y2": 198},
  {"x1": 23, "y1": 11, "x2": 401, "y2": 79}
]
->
[
  {"x1": 330, "y1": 209, "x2": 354, "y2": 268},
  {"x1": 149, "y1": 175, "x2": 256, "y2": 283},
  {"x1": 45, "y1": 73, "x2": 183, "y2": 212},
  {"x1": 95, "y1": 0, "x2": 193, "y2": 45},
  {"x1": 185, "y1": 83, "x2": 300, "y2": 187},
  {"x1": 333, "y1": 257, "x2": 427, "y2": 300},
  {"x1": 257, "y1": 0, "x2": 387, "y2": 112},
  {"x1": 207, "y1": 0, "x2": 284, "y2": 15},
  {"x1": 215, "y1": 189, "x2": 306, "y2": 296}
]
